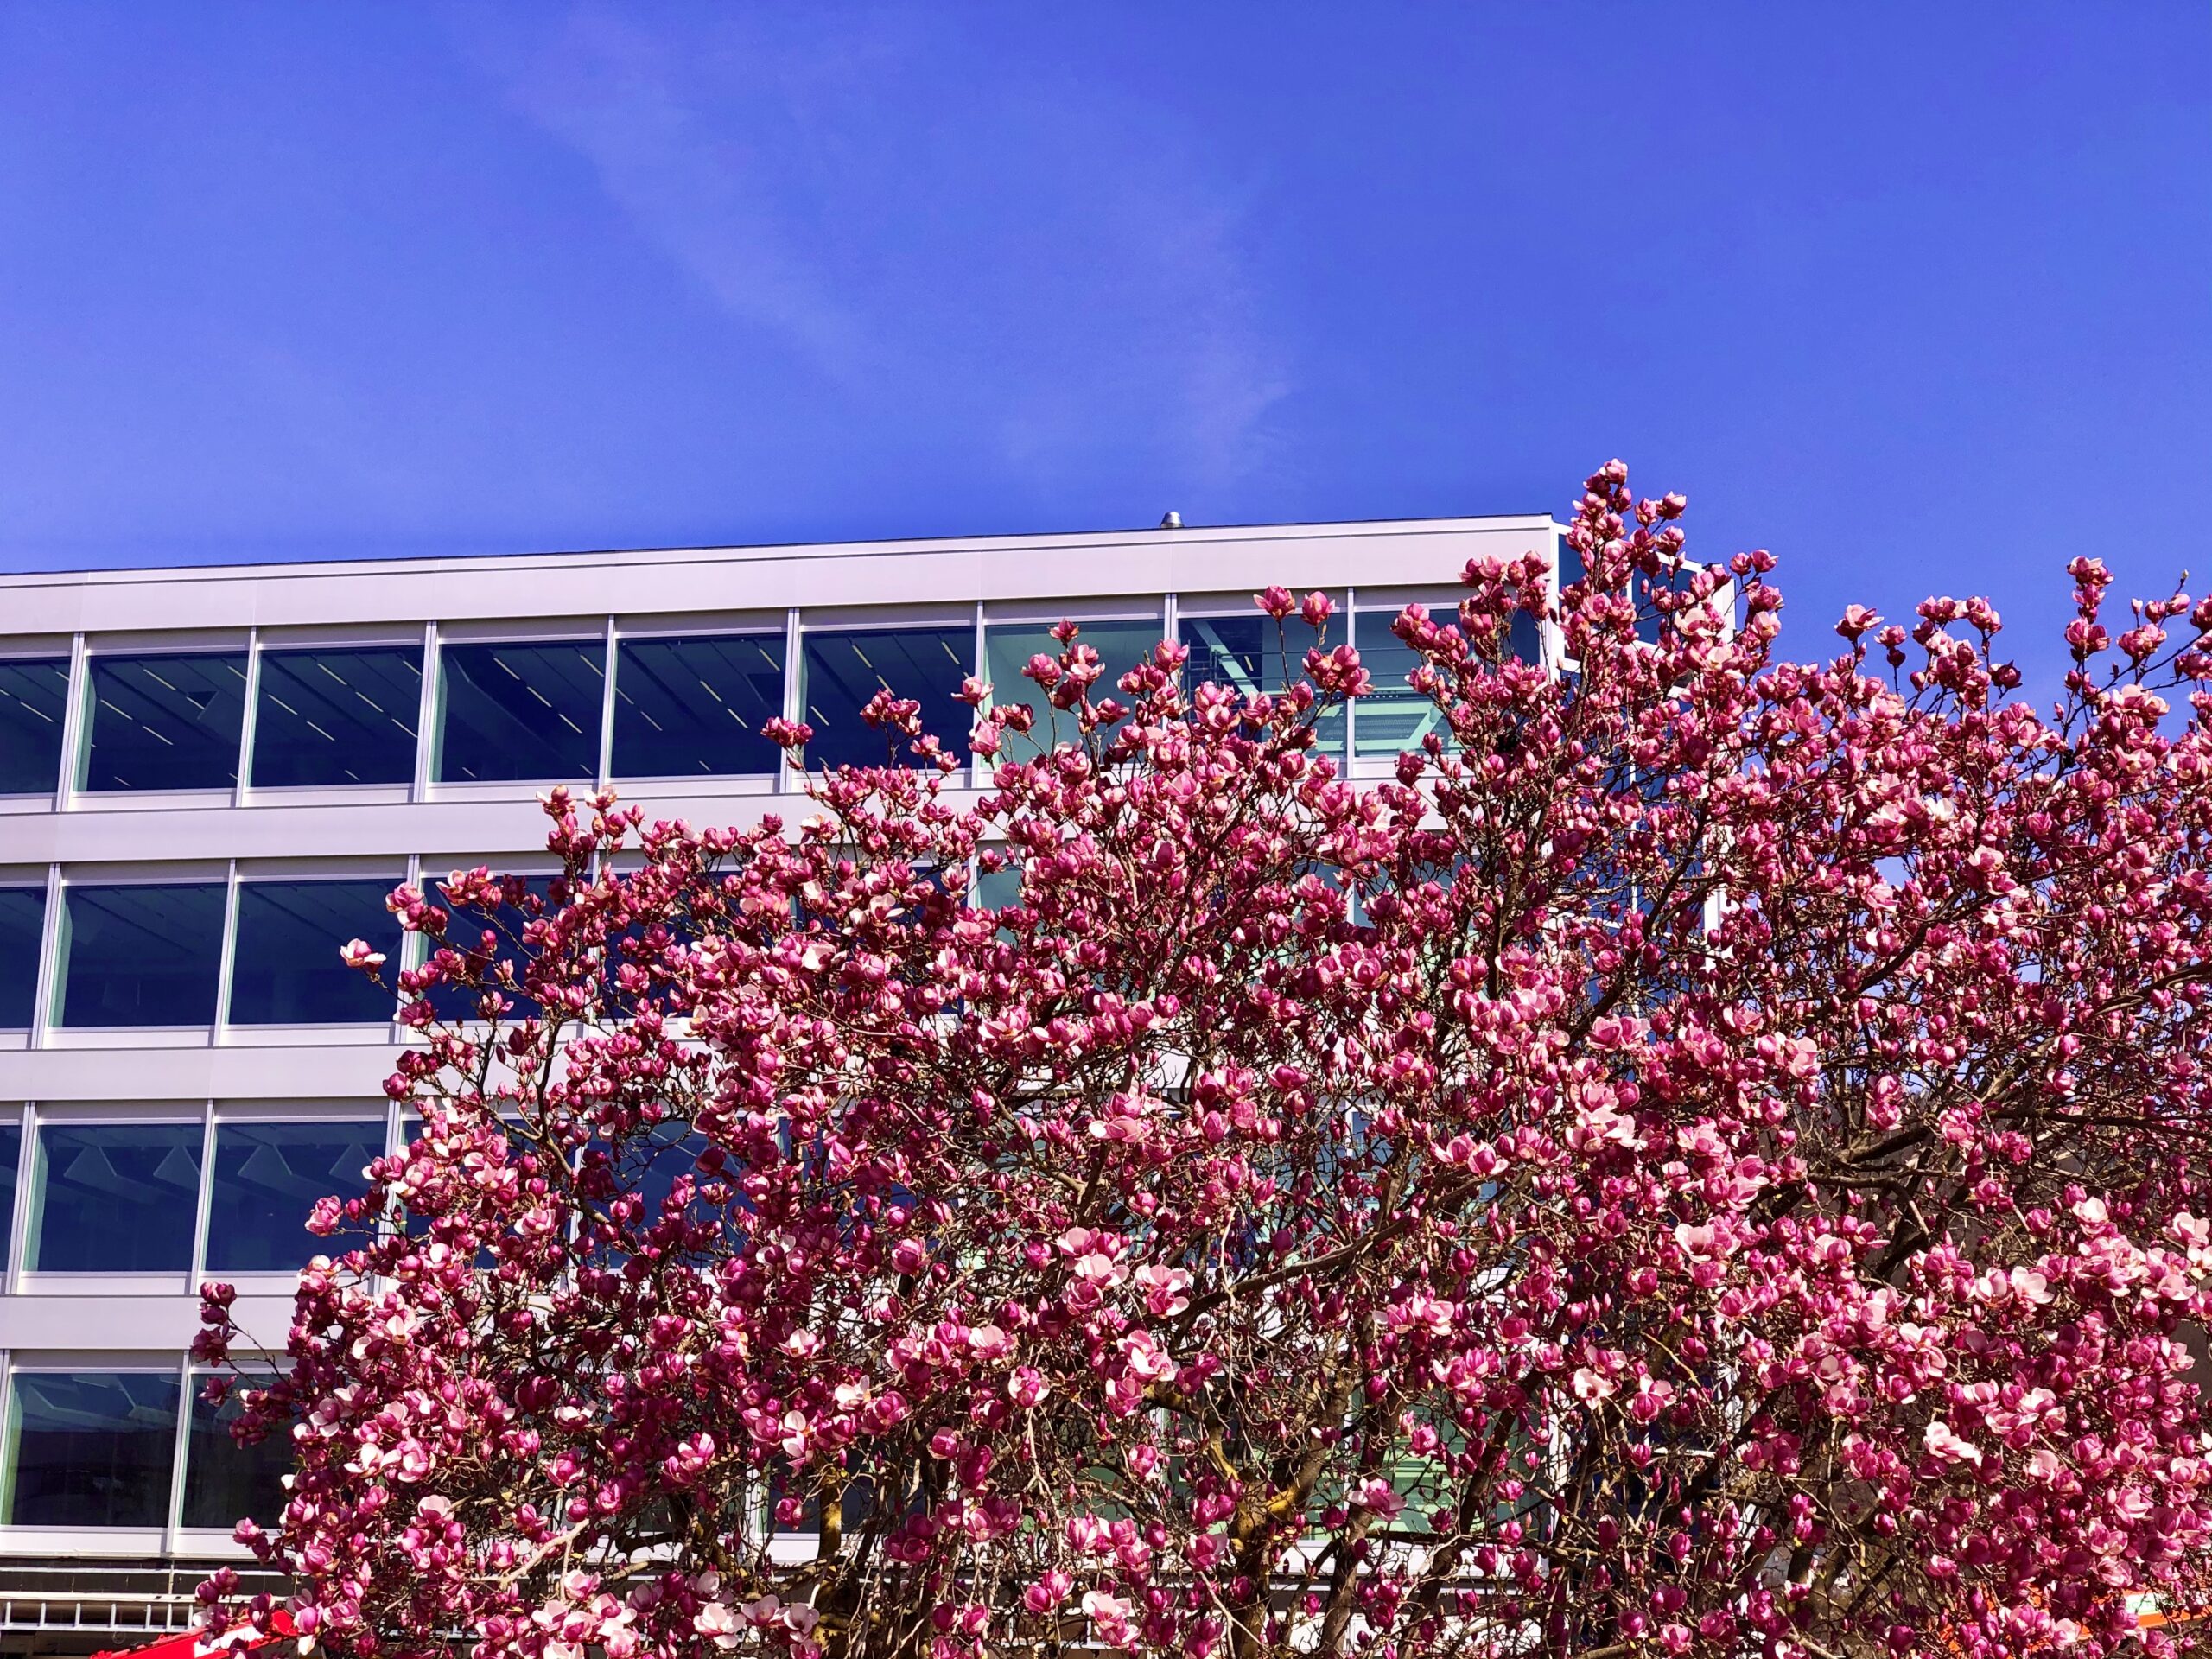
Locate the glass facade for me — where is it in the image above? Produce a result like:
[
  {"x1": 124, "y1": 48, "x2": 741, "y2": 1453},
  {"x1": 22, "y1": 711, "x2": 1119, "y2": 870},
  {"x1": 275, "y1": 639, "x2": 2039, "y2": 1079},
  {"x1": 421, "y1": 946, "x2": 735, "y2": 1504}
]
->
[
  {"x1": 798, "y1": 627, "x2": 972, "y2": 771},
  {"x1": 0, "y1": 887, "x2": 42, "y2": 1028},
  {"x1": 0, "y1": 658, "x2": 70, "y2": 796},
  {"x1": 1179, "y1": 615, "x2": 1345, "y2": 753},
  {"x1": 435, "y1": 640, "x2": 604, "y2": 783},
  {"x1": 81, "y1": 652, "x2": 248, "y2": 792},
  {"x1": 205, "y1": 1119, "x2": 381, "y2": 1273},
  {"x1": 57, "y1": 882, "x2": 227, "y2": 1027},
  {"x1": 3, "y1": 1372, "x2": 181, "y2": 1528},
  {"x1": 26, "y1": 1122, "x2": 203, "y2": 1273},
  {"x1": 613, "y1": 633, "x2": 785, "y2": 778},
  {"x1": 181, "y1": 1380, "x2": 289, "y2": 1529},
  {"x1": 0, "y1": 547, "x2": 1564, "y2": 1566},
  {"x1": 251, "y1": 645, "x2": 422, "y2": 788},
  {"x1": 228, "y1": 879, "x2": 402, "y2": 1025},
  {"x1": 1353, "y1": 609, "x2": 1447, "y2": 759},
  {"x1": 982, "y1": 619, "x2": 1158, "y2": 751}
]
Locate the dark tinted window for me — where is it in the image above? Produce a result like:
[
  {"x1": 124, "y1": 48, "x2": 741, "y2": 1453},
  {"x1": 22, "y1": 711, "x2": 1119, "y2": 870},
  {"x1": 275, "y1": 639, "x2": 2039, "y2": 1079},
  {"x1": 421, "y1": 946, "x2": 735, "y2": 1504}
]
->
[
  {"x1": 82, "y1": 653, "x2": 246, "y2": 791},
  {"x1": 1179, "y1": 615, "x2": 1345, "y2": 753},
  {"x1": 798, "y1": 628, "x2": 971, "y2": 771},
  {"x1": 0, "y1": 658, "x2": 69, "y2": 795},
  {"x1": 0, "y1": 1122, "x2": 19, "y2": 1274},
  {"x1": 251, "y1": 646, "x2": 422, "y2": 787},
  {"x1": 0, "y1": 887, "x2": 43, "y2": 1028},
  {"x1": 228, "y1": 880, "x2": 401, "y2": 1025},
  {"x1": 181, "y1": 1380, "x2": 290, "y2": 1529},
  {"x1": 205, "y1": 1120, "x2": 382, "y2": 1273},
  {"x1": 613, "y1": 634, "x2": 785, "y2": 778},
  {"x1": 4, "y1": 1372, "x2": 181, "y2": 1527},
  {"x1": 27, "y1": 1122, "x2": 203, "y2": 1273},
  {"x1": 426, "y1": 877, "x2": 557, "y2": 1022},
  {"x1": 58, "y1": 883, "x2": 226, "y2": 1027},
  {"x1": 435, "y1": 641, "x2": 604, "y2": 783}
]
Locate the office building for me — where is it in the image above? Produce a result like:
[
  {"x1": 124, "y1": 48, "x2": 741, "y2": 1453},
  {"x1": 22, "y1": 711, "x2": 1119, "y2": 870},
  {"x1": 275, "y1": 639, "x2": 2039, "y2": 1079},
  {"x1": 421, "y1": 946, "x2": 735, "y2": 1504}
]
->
[{"x1": 0, "y1": 510, "x2": 1562, "y2": 1648}]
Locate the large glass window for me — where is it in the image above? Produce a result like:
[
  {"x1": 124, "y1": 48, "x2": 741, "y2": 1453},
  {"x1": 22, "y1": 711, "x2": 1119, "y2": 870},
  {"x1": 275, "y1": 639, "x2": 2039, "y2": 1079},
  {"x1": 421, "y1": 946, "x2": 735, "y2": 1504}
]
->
[
  {"x1": 434, "y1": 640, "x2": 604, "y2": 784},
  {"x1": 205, "y1": 1119, "x2": 382, "y2": 1274},
  {"x1": 181, "y1": 1379, "x2": 289, "y2": 1530},
  {"x1": 56, "y1": 882, "x2": 226, "y2": 1027},
  {"x1": 613, "y1": 633, "x2": 785, "y2": 779},
  {"x1": 798, "y1": 627, "x2": 972, "y2": 771},
  {"x1": 1352, "y1": 600, "x2": 1540, "y2": 760},
  {"x1": 1178, "y1": 615, "x2": 1345, "y2": 754},
  {"x1": 3, "y1": 1372, "x2": 181, "y2": 1528},
  {"x1": 0, "y1": 658, "x2": 69, "y2": 796},
  {"x1": 251, "y1": 645, "x2": 422, "y2": 788},
  {"x1": 0, "y1": 887, "x2": 43, "y2": 1029},
  {"x1": 26, "y1": 1122, "x2": 203, "y2": 1273},
  {"x1": 228, "y1": 880, "x2": 402, "y2": 1026},
  {"x1": 1353, "y1": 609, "x2": 1448, "y2": 760},
  {"x1": 982, "y1": 619, "x2": 1158, "y2": 752},
  {"x1": 82, "y1": 652, "x2": 247, "y2": 792}
]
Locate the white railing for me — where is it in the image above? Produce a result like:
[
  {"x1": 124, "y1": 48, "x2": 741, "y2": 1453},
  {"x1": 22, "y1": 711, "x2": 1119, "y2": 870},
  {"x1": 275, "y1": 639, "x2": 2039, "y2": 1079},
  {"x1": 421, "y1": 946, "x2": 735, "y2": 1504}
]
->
[{"x1": 0, "y1": 1560, "x2": 284, "y2": 1641}]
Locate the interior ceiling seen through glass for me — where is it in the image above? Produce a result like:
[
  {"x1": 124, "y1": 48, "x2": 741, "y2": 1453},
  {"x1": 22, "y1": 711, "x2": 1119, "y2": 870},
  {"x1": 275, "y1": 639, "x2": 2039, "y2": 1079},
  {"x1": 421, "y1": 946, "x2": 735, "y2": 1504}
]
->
[
  {"x1": 28, "y1": 1122, "x2": 203, "y2": 1272},
  {"x1": 435, "y1": 641, "x2": 604, "y2": 783},
  {"x1": 1178, "y1": 615, "x2": 1344, "y2": 752},
  {"x1": 0, "y1": 658, "x2": 68, "y2": 795},
  {"x1": 799, "y1": 627, "x2": 972, "y2": 771},
  {"x1": 982, "y1": 619, "x2": 1158, "y2": 753},
  {"x1": 4, "y1": 1372, "x2": 181, "y2": 1528},
  {"x1": 252, "y1": 646, "x2": 421, "y2": 787},
  {"x1": 206, "y1": 1120, "x2": 382, "y2": 1274},
  {"x1": 82, "y1": 653, "x2": 247, "y2": 791},
  {"x1": 613, "y1": 633, "x2": 785, "y2": 777}
]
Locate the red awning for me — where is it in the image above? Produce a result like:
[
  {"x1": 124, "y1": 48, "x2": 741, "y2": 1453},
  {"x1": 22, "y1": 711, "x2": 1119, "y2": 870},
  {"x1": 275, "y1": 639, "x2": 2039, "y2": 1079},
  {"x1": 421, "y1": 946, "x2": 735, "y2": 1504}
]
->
[{"x1": 92, "y1": 1609, "x2": 295, "y2": 1659}]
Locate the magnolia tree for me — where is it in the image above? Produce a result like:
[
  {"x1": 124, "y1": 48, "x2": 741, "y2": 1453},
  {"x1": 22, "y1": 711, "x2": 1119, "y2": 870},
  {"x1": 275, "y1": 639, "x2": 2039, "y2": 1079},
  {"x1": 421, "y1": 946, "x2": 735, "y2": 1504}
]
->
[{"x1": 200, "y1": 462, "x2": 2212, "y2": 1659}]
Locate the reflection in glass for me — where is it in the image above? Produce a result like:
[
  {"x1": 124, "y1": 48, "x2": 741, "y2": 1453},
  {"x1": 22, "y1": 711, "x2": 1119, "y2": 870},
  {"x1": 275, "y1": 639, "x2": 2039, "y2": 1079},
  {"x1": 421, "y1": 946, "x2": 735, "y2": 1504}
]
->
[
  {"x1": 1177, "y1": 616, "x2": 1344, "y2": 754},
  {"x1": 982, "y1": 619, "x2": 1158, "y2": 752},
  {"x1": 83, "y1": 652, "x2": 247, "y2": 791},
  {"x1": 435, "y1": 641, "x2": 604, "y2": 783},
  {"x1": 1352, "y1": 609, "x2": 1448, "y2": 759},
  {"x1": 229, "y1": 880, "x2": 401, "y2": 1025},
  {"x1": 0, "y1": 887, "x2": 43, "y2": 1028},
  {"x1": 181, "y1": 1379, "x2": 289, "y2": 1529},
  {"x1": 58, "y1": 882, "x2": 226, "y2": 1027},
  {"x1": 3, "y1": 1372, "x2": 181, "y2": 1527},
  {"x1": 27, "y1": 1122, "x2": 203, "y2": 1273},
  {"x1": 206, "y1": 1120, "x2": 381, "y2": 1273},
  {"x1": 252, "y1": 646, "x2": 422, "y2": 787},
  {"x1": 971, "y1": 864, "x2": 1022, "y2": 912},
  {"x1": 613, "y1": 634, "x2": 785, "y2": 778},
  {"x1": 0, "y1": 658, "x2": 69, "y2": 795},
  {"x1": 798, "y1": 628, "x2": 972, "y2": 771}
]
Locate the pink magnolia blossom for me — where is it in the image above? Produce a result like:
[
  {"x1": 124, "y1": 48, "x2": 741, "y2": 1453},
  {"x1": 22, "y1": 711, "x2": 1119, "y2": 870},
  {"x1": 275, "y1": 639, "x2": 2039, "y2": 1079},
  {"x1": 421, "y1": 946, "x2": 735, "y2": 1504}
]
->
[{"x1": 197, "y1": 462, "x2": 2212, "y2": 1659}]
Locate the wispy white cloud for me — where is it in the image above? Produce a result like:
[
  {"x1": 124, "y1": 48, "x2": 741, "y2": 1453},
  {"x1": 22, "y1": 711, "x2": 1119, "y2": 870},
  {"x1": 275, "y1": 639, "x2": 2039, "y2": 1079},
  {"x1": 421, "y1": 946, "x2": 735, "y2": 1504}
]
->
[
  {"x1": 447, "y1": 3, "x2": 1290, "y2": 489},
  {"x1": 454, "y1": 6, "x2": 870, "y2": 380}
]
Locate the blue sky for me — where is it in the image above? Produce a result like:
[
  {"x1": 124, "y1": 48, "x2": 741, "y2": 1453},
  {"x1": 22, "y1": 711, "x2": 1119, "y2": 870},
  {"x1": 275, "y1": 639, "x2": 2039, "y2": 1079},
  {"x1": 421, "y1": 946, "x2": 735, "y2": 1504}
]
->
[{"x1": 0, "y1": 3, "x2": 2204, "y2": 691}]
